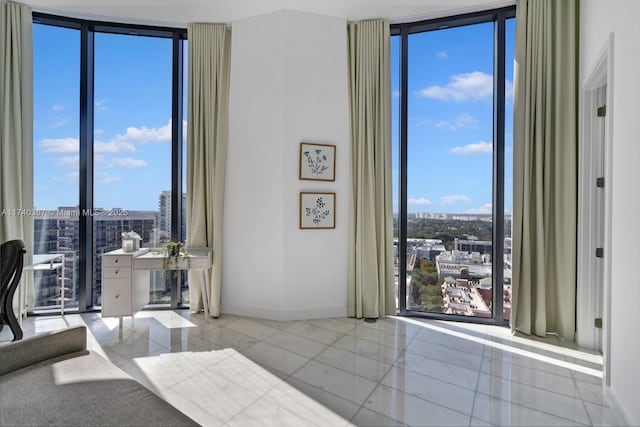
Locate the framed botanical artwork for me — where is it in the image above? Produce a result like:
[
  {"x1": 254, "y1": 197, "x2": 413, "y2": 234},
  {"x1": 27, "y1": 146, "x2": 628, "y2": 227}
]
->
[
  {"x1": 300, "y1": 192, "x2": 335, "y2": 229},
  {"x1": 299, "y1": 142, "x2": 336, "y2": 181}
]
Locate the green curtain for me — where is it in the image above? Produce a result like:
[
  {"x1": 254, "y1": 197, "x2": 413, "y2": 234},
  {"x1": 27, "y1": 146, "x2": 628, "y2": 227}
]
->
[
  {"x1": 512, "y1": 0, "x2": 579, "y2": 339},
  {"x1": 0, "y1": 1, "x2": 34, "y2": 309},
  {"x1": 347, "y1": 20, "x2": 395, "y2": 319},
  {"x1": 186, "y1": 24, "x2": 230, "y2": 317}
]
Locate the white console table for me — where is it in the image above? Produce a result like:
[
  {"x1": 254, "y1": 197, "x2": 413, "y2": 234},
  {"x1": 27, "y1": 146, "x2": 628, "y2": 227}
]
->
[{"x1": 101, "y1": 247, "x2": 212, "y2": 326}]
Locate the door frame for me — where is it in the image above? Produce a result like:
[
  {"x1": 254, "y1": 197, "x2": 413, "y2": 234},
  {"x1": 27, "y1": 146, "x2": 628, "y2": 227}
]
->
[{"x1": 577, "y1": 33, "x2": 614, "y2": 384}]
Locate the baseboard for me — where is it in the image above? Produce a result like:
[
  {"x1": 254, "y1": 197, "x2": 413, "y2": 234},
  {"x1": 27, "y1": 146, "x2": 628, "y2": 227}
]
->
[
  {"x1": 220, "y1": 303, "x2": 347, "y2": 321},
  {"x1": 604, "y1": 384, "x2": 634, "y2": 426}
]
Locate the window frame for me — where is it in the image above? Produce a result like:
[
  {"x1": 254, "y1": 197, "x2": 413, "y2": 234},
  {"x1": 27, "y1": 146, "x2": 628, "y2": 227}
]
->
[
  {"x1": 32, "y1": 13, "x2": 188, "y2": 312},
  {"x1": 391, "y1": 6, "x2": 516, "y2": 326}
]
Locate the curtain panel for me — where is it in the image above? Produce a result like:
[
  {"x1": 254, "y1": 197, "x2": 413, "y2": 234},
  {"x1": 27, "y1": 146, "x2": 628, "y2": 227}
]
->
[
  {"x1": 0, "y1": 1, "x2": 34, "y2": 309},
  {"x1": 512, "y1": 0, "x2": 579, "y2": 339},
  {"x1": 347, "y1": 20, "x2": 395, "y2": 319},
  {"x1": 186, "y1": 23, "x2": 230, "y2": 317}
]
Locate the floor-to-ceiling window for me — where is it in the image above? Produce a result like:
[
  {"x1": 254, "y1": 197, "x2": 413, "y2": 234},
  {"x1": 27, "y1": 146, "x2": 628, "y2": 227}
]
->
[
  {"x1": 92, "y1": 32, "x2": 176, "y2": 306},
  {"x1": 32, "y1": 14, "x2": 187, "y2": 312},
  {"x1": 392, "y1": 8, "x2": 515, "y2": 324},
  {"x1": 33, "y1": 23, "x2": 81, "y2": 309}
]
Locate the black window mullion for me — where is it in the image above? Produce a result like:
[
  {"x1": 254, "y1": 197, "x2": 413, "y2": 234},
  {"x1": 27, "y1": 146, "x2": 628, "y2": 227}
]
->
[
  {"x1": 398, "y1": 25, "x2": 409, "y2": 315},
  {"x1": 170, "y1": 35, "x2": 184, "y2": 308},
  {"x1": 403, "y1": 6, "x2": 513, "y2": 35},
  {"x1": 79, "y1": 23, "x2": 95, "y2": 310},
  {"x1": 492, "y1": 13, "x2": 506, "y2": 325}
]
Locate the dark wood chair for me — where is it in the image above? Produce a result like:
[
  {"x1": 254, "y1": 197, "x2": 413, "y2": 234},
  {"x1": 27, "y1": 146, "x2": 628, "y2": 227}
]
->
[{"x1": 0, "y1": 240, "x2": 26, "y2": 341}]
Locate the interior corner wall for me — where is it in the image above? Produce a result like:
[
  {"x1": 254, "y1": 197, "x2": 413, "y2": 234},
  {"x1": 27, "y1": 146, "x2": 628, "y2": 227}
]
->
[
  {"x1": 579, "y1": 1, "x2": 640, "y2": 425},
  {"x1": 224, "y1": 10, "x2": 350, "y2": 320}
]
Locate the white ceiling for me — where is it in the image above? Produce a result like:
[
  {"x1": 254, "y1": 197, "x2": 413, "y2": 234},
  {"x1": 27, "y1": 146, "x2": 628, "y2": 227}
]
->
[{"x1": 26, "y1": 0, "x2": 514, "y2": 27}]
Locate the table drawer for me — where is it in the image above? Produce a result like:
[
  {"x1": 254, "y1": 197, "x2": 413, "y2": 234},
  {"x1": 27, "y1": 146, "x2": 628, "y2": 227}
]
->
[
  {"x1": 102, "y1": 278, "x2": 132, "y2": 317},
  {"x1": 102, "y1": 266, "x2": 130, "y2": 279},
  {"x1": 102, "y1": 255, "x2": 132, "y2": 267}
]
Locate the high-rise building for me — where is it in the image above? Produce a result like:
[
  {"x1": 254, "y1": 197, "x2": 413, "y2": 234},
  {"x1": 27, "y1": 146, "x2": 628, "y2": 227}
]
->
[
  {"x1": 158, "y1": 191, "x2": 171, "y2": 240},
  {"x1": 454, "y1": 238, "x2": 492, "y2": 254},
  {"x1": 158, "y1": 191, "x2": 187, "y2": 242},
  {"x1": 32, "y1": 208, "x2": 79, "y2": 308}
]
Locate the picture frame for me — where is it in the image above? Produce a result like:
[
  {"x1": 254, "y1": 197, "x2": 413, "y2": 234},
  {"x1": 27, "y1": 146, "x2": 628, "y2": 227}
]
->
[
  {"x1": 300, "y1": 192, "x2": 336, "y2": 229},
  {"x1": 299, "y1": 142, "x2": 336, "y2": 181}
]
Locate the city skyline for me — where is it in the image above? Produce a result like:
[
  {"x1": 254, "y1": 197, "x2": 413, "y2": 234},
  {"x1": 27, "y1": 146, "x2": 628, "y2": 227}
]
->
[{"x1": 30, "y1": 189, "x2": 187, "y2": 309}]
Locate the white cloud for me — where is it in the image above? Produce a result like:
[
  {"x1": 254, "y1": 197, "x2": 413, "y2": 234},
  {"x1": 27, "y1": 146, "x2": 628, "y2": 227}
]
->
[
  {"x1": 95, "y1": 99, "x2": 108, "y2": 111},
  {"x1": 94, "y1": 140, "x2": 135, "y2": 153},
  {"x1": 440, "y1": 194, "x2": 471, "y2": 205},
  {"x1": 111, "y1": 157, "x2": 148, "y2": 169},
  {"x1": 114, "y1": 119, "x2": 172, "y2": 144},
  {"x1": 58, "y1": 155, "x2": 79, "y2": 168},
  {"x1": 40, "y1": 118, "x2": 183, "y2": 157},
  {"x1": 51, "y1": 104, "x2": 64, "y2": 112},
  {"x1": 100, "y1": 174, "x2": 121, "y2": 184},
  {"x1": 41, "y1": 137, "x2": 133, "y2": 154},
  {"x1": 182, "y1": 119, "x2": 187, "y2": 142},
  {"x1": 52, "y1": 118, "x2": 69, "y2": 128},
  {"x1": 40, "y1": 138, "x2": 78, "y2": 153},
  {"x1": 435, "y1": 113, "x2": 479, "y2": 131},
  {"x1": 67, "y1": 172, "x2": 79, "y2": 182},
  {"x1": 450, "y1": 140, "x2": 493, "y2": 155},
  {"x1": 418, "y1": 71, "x2": 493, "y2": 101},
  {"x1": 392, "y1": 89, "x2": 400, "y2": 98},
  {"x1": 468, "y1": 203, "x2": 492, "y2": 214},
  {"x1": 410, "y1": 116, "x2": 432, "y2": 127},
  {"x1": 408, "y1": 198, "x2": 432, "y2": 206},
  {"x1": 436, "y1": 51, "x2": 448, "y2": 59}
]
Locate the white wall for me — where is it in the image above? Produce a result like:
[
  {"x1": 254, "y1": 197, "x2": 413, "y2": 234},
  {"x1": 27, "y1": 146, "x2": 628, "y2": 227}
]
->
[
  {"x1": 224, "y1": 10, "x2": 350, "y2": 320},
  {"x1": 580, "y1": 1, "x2": 640, "y2": 425}
]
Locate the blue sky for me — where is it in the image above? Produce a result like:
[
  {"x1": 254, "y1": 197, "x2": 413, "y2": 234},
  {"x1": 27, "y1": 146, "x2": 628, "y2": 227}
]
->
[
  {"x1": 33, "y1": 24, "x2": 187, "y2": 211},
  {"x1": 392, "y1": 19, "x2": 515, "y2": 214},
  {"x1": 33, "y1": 19, "x2": 513, "y2": 214}
]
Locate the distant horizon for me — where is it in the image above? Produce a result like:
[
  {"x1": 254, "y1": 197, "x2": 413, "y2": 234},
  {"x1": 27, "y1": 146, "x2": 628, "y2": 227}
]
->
[
  {"x1": 393, "y1": 211, "x2": 512, "y2": 217},
  {"x1": 31, "y1": 205, "x2": 510, "y2": 217}
]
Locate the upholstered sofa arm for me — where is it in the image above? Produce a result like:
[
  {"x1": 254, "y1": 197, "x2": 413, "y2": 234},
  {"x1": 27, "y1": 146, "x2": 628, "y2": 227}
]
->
[{"x1": 0, "y1": 326, "x2": 87, "y2": 376}]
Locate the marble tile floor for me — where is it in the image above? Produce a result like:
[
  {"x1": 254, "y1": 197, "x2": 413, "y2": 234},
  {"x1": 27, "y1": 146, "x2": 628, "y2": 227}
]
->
[{"x1": 0, "y1": 311, "x2": 626, "y2": 427}]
